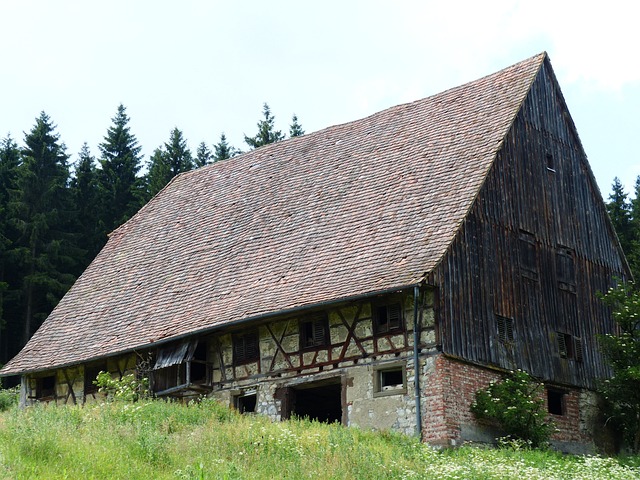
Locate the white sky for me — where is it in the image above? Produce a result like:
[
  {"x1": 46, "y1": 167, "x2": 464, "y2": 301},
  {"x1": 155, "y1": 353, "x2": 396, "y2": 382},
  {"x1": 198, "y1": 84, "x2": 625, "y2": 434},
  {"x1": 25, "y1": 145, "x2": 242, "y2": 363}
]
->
[{"x1": 1, "y1": 0, "x2": 639, "y2": 196}]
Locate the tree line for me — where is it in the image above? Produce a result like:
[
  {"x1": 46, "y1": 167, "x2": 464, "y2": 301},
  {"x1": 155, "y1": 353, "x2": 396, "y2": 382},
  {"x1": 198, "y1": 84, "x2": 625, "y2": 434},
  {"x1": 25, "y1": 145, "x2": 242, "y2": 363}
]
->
[
  {"x1": 0, "y1": 102, "x2": 303, "y2": 367},
  {"x1": 605, "y1": 176, "x2": 640, "y2": 279}
]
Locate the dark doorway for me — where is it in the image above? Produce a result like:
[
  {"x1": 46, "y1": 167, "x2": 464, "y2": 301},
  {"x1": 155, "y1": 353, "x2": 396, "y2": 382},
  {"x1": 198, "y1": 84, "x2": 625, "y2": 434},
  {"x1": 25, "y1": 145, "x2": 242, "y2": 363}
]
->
[{"x1": 282, "y1": 378, "x2": 342, "y2": 424}]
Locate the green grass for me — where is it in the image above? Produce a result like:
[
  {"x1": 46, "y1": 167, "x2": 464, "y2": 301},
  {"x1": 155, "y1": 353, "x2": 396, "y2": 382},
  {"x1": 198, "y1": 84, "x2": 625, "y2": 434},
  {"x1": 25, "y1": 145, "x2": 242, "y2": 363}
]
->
[{"x1": 0, "y1": 398, "x2": 638, "y2": 479}]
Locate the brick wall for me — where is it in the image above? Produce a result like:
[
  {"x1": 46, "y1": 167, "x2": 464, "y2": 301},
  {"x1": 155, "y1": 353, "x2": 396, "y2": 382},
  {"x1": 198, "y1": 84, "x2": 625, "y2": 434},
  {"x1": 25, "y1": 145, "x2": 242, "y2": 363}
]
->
[{"x1": 422, "y1": 354, "x2": 593, "y2": 450}]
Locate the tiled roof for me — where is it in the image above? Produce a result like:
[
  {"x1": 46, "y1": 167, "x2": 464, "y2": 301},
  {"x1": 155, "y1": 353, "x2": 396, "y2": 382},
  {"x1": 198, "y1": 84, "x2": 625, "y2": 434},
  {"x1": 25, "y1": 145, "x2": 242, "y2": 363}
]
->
[{"x1": 1, "y1": 53, "x2": 546, "y2": 375}]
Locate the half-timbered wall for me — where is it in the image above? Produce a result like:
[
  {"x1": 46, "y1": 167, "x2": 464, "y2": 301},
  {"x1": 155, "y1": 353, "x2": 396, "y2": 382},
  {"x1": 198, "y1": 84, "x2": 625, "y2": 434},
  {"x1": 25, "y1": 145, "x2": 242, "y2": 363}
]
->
[
  {"x1": 429, "y1": 59, "x2": 629, "y2": 389},
  {"x1": 23, "y1": 354, "x2": 137, "y2": 406},
  {"x1": 209, "y1": 290, "x2": 436, "y2": 434}
]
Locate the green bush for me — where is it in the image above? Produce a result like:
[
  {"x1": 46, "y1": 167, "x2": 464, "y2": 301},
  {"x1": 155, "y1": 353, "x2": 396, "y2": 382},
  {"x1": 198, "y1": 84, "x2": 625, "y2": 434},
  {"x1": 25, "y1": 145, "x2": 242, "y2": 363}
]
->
[
  {"x1": 0, "y1": 380, "x2": 18, "y2": 411},
  {"x1": 471, "y1": 370, "x2": 555, "y2": 448},
  {"x1": 598, "y1": 281, "x2": 640, "y2": 453},
  {"x1": 94, "y1": 371, "x2": 149, "y2": 402}
]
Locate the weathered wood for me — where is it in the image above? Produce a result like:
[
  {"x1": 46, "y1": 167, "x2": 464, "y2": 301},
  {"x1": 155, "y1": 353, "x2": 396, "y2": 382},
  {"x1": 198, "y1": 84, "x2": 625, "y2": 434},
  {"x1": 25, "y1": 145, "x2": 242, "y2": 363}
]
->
[{"x1": 428, "y1": 61, "x2": 629, "y2": 389}]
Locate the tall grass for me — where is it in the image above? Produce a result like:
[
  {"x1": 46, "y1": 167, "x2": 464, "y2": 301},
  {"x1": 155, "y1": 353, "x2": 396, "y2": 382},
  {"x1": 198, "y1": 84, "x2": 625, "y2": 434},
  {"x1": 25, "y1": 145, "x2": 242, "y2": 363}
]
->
[{"x1": 0, "y1": 397, "x2": 638, "y2": 479}]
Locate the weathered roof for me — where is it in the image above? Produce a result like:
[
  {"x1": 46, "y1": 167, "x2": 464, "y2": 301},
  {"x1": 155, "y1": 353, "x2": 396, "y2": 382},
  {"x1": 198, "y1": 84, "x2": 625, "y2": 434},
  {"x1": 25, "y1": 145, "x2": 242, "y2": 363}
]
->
[{"x1": 1, "y1": 53, "x2": 546, "y2": 376}]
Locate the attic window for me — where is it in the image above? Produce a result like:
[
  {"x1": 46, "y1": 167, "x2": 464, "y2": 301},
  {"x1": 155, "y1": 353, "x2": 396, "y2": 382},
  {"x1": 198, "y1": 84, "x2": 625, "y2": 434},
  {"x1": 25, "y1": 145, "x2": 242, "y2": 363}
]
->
[
  {"x1": 556, "y1": 247, "x2": 576, "y2": 292},
  {"x1": 300, "y1": 313, "x2": 329, "y2": 350},
  {"x1": 496, "y1": 316, "x2": 514, "y2": 343},
  {"x1": 233, "y1": 331, "x2": 260, "y2": 365},
  {"x1": 35, "y1": 375, "x2": 56, "y2": 400},
  {"x1": 546, "y1": 153, "x2": 555, "y2": 172},
  {"x1": 518, "y1": 230, "x2": 538, "y2": 279},
  {"x1": 557, "y1": 332, "x2": 583, "y2": 362},
  {"x1": 373, "y1": 302, "x2": 404, "y2": 335}
]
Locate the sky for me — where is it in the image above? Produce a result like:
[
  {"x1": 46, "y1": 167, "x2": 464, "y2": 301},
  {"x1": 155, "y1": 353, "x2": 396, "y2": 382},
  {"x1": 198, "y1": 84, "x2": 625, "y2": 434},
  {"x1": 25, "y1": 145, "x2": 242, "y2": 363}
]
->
[{"x1": 1, "y1": 0, "x2": 639, "y2": 196}]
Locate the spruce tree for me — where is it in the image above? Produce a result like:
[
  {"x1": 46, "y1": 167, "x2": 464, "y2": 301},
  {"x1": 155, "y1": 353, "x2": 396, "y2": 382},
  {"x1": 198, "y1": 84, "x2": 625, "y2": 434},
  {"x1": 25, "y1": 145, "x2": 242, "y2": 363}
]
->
[
  {"x1": 195, "y1": 142, "x2": 213, "y2": 168},
  {"x1": 70, "y1": 143, "x2": 103, "y2": 269},
  {"x1": 0, "y1": 135, "x2": 20, "y2": 363},
  {"x1": 244, "y1": 103, "x2": 285, "y2": 149},
  {"x1": 146, "y1": 128, "x2": 193, "y2": 198},
  {"x1": 97, "y1": 104, "x2": 144, "y2": 234},
  {"x1": 163, "y1": 128, "x2": 193, "y2": 175},
  {"x1": 146, "y1": 148, "x2": 171, "y2": 198},
  {"x1": 626, "y1": 175, "x2": 640, "y2": 278},
  {"x1": 606, "y1": 177, "x2": 633, "y2": 256},
  {"x1": 214, "y1": 133, "x2": 240, "y2": 161},
  {"x1": 9, "y1": 112, "x2": 77, "y2": 346},
  {"x1": 289, "y1": 114, "x2": 305, "y2": 137}
]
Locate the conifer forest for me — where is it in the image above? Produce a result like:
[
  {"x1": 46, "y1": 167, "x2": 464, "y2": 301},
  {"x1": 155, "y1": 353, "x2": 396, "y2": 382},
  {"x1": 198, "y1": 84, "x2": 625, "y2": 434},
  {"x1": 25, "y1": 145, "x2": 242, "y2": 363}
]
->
[{"x1": 0, "y1": 103, "x2": 303, "y2": 374}]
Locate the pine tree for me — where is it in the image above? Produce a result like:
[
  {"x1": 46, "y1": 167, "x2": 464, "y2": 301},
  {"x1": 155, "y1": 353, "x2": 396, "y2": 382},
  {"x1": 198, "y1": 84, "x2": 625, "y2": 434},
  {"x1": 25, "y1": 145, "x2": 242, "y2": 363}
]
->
[
  {"x1": 244, "y1": 103, "x2": 285, "y2": 149},
  {"x1": 8, "y1": 112, "x2": 77, "y2": 346},
  {"x1": 195, "y1": 142, "x2": 213, "y2": 168},
  {"x1": 606, "y1": 177, "x2": 634, "y2": 256},
  {"x1": 214, "y1": 133, "x2": 240, "y2": 161},
  {"x1": 289, "y1": 114, "x2": 305, "y2": 137},
  {"x1": 97, "y1": 104, "x2": 144, "y2": 234},
  {"x1": 146, "y1": 128, "x2": 194, "y2": 198},
  {"x1": 70, "y1": 143, "x2": 103, "y2": 269}
]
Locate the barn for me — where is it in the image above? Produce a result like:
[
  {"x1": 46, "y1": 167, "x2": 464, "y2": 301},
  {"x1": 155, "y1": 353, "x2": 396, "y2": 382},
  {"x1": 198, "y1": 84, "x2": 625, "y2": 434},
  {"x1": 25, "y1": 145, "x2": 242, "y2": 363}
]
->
[{"x1": 0, "y1": 52, "x2": 628, "y2": 453}]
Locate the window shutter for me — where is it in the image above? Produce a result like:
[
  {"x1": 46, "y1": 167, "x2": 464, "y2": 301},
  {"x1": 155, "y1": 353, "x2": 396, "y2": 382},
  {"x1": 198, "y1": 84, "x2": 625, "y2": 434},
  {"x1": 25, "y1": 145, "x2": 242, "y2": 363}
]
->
[
  {"x1": 558, "y1": 333, "x2": 568, "y2": 358},
  {"x1": 574, "y1": 337, "x2": 584, "y2": 362},
  {"x1": 312, "y1": 320, "x2": 325, "y2": 346},
  {"x1": 387, "y1": 303, "x2": 402, "y2": 330}
]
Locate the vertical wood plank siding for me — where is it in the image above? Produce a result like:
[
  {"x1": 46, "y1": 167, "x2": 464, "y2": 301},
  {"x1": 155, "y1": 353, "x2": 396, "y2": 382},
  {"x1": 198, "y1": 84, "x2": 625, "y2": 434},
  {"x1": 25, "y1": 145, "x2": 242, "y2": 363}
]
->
[{"x1": 429, "y1": 60, "x2": 628, "y2": 389}]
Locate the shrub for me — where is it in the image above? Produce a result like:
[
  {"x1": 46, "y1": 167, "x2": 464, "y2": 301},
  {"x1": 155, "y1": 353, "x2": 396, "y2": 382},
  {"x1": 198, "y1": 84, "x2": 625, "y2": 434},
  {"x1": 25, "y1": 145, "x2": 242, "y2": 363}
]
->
[
  {"x1": 0, "y1": 380, "x2": 18, "y2": 411},
  {"x1": 598, "y1": 281, "x2": 640, "y2": 453},
  {"x1": 471, "y1": 370, "x2": 554, "y2": 448},
  {"x1": 94, "y1": 371, "x2": 149, "y2": 402}
]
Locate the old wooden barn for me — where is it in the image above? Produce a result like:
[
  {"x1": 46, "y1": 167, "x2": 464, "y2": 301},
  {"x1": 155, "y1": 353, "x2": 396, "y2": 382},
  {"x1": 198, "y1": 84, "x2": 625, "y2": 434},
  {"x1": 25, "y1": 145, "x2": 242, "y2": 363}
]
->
[{"x1": 0, "y1": 52, "x2": 628, "y2": 453}]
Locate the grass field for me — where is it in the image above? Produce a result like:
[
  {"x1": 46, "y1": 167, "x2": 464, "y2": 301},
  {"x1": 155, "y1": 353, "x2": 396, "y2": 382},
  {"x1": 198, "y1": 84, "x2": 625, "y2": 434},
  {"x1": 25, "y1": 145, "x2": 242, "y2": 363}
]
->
[{"x1": 0, "y1": 398, "x2": 638, "y2": 479}]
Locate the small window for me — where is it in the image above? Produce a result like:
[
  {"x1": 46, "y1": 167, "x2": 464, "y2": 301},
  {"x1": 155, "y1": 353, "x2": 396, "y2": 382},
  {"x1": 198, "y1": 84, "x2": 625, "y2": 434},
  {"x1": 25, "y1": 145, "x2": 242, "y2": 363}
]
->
[
  {"x1": 373, "y1": 363, "x2": 407, "y2": 397},
  {"x1": 234, "y1": 390, "x2": 257, "y2": 414},
  {"x1": 556, "y1": 247, "x2": 576, "y2": 292},
  {"x1": 519, "y1": 231, "x2": 537, "y2": 279},
  {"x1": 373, "y1": 302, "x2": 404, "y2": 335},
  {"x1": 558, "y1": 332, "x2": 582, "y2": 362},
  {"x1": 300, "y1": 313, "x2": 329, "y2": 349},
  {"x1": 496, "y1": 316, "x2": 514, "y2": 343},
  {"x1": 36, "y1": 375, "x2": 56, "y2": 400},
  {"x1": 84, "y1": 363, "x2": 107, "y2": 395},
  {"x1": 233, "y1": 331, "x2": 259, "y2": 365},
  {"x1": 546, "y1": 153, "x2": 555, "y2": 172},
  {"x1": 547, "y1": 389, "x2": 565, "y2": 415}
]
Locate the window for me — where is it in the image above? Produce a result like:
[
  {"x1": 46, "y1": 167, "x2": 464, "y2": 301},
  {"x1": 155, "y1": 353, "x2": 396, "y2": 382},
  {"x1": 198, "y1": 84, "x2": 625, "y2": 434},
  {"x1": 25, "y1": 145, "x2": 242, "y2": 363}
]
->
[
  {"x1": 556, "y1": 247, "x2": 576, "y2": 292},
  {"x1": 234, "y1": 389, "x2": 257, "y2": 414},
  {"x1": 557, "y1": 332, "x2": 583, "y2": 362},
  {"x1": 36, "y1": 375, "x2": 56, "y2": 400},
  {"x1": 496, "y1": 316, "x2": 514, "y2": 343},
  {"x1": 300, "y1": 313, "x2": 329, "y2": 349},
  {"x1": 547, "y1": 389, "x2": 565, "y2": 415},
  {"x1": 233, "y1": 331, "x2": 259, "y2": 364},
  {"x1": 373, "y1": 363, "x2": 407, "y2": 397},
  {"x1": 152, "y1": 339, "x2": 212, "y2": 395},
  {"x1": 546, "y1": 153, "x2": 555, "y2": 172},
  {"x1": 84, "y1": 363, "x2": 107, "y2": 395},
  {"x1": 519, "y1": 230, "x2": 537, "y2": 279},
  {"x1": 373, "y1": 302, "x2": 404, "y2": 335}
]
